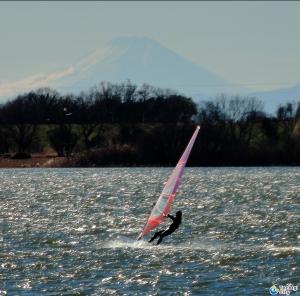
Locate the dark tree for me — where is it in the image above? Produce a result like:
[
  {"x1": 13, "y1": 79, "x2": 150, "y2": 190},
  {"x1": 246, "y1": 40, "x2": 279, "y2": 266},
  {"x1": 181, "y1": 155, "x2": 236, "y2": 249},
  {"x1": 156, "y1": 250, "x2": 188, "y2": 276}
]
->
[
  {"x1": 47, "y1": 125, "x2": 78, "y2": 157},
  {"x1": 0, "y1": 125, "x2": 12, "y2": 154},
  {"x1": 137, "y1": 124, "x2": 195, "y2": 165}
]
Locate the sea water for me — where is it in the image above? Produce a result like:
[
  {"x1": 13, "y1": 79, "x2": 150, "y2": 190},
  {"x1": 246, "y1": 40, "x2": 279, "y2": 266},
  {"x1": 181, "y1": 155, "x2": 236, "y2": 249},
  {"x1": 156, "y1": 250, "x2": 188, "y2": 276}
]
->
[{"x1": 0, "y1": 167, "x2": 299, "y2": 295}]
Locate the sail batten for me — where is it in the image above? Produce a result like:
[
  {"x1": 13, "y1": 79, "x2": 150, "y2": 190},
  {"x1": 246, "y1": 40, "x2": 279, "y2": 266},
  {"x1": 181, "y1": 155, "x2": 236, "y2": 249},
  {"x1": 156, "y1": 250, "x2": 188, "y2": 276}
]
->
[{"x1": 137, "y1": 126, "x2": 200, "y2": 240}]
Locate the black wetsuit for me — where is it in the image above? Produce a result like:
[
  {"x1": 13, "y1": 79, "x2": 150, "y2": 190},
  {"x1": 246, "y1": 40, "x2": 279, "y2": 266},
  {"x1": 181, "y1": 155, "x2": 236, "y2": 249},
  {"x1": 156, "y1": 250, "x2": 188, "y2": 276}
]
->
[{"x1": 148, "y1": 213, "x2": 182, "y2": 245}]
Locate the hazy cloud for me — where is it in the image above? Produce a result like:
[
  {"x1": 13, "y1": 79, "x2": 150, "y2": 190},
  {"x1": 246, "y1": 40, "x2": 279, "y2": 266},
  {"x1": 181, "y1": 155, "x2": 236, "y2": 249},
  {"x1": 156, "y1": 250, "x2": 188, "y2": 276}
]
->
[
  {"x1": 0, "y1": 47, "x2": 110, "y2": 99},
  {"x1": 0, "y1": 67, "x2": 74, "y2": 98}
]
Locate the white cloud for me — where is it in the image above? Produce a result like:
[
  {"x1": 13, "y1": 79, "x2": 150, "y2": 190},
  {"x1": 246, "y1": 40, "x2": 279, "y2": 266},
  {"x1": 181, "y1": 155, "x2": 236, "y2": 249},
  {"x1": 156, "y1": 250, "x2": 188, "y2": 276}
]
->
[
  {"x1": 75, "y1": 47, "x2": 109, "y2": 72},
  {"x1": 0, "y1": 46, "x2": 109, "y2": 99},
  {"x1": 0, "y1": 66, "x2": 74, "y2": 99}
]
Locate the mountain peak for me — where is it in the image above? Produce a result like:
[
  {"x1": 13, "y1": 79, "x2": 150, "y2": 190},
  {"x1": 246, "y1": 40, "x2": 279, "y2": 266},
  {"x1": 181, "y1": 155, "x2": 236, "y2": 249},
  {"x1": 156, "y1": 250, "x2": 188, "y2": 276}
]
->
[
  {"x1": 58, "y1": 36, "x2": 238, "y2": 95},
  {"x1": 107, "y1": 36, "x2": 166, "y2": 59}
]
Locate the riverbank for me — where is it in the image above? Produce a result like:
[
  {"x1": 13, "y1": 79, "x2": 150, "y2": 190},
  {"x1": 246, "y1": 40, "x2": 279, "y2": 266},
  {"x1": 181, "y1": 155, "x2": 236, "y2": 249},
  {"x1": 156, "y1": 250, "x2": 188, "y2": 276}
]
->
[
  {"x1": 0, "y1": 154, "x2": 69, "y2": 168},
  {"x1": 1, "y1": 153, "x2": 300, "y2": 168}
]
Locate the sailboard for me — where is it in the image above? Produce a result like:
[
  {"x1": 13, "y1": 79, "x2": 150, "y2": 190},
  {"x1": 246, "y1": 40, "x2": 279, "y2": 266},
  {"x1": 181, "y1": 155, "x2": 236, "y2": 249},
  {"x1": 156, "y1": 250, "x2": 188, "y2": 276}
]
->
[{"x1": 137, "y1": 125, "x2": 200, "y2": 240}]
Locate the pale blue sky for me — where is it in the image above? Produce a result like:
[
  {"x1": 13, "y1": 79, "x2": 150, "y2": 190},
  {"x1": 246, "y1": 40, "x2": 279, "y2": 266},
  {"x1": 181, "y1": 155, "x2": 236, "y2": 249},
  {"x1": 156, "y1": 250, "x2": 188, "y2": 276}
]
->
[{"x1": 1, "y1": 1, "x2": 300, "y2": 97}]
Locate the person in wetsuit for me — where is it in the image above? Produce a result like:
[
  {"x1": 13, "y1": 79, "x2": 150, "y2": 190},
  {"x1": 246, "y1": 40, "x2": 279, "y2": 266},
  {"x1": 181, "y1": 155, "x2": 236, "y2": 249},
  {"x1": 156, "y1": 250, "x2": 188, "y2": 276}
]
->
[{"x1": 148, "y1": 210, "x2": 182, "y2": 245}]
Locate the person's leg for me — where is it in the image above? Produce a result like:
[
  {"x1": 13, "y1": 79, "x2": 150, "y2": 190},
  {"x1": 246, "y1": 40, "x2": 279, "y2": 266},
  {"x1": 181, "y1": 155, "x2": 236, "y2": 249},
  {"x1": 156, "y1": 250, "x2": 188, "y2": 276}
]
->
[
  {"x1": 148, "y1": 230, "x2": 163, "y2": 242},
  {"x1": 156, "y1": 235, "x2": 163, "y2": 245},
  {"x1": 156, "y1": 229, "x2": 173, "y2": 245}
]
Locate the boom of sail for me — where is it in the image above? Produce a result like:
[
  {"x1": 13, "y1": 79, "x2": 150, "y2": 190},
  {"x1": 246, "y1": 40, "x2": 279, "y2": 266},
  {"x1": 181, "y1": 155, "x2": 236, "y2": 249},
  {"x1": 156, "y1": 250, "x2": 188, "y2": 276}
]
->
[{"x1": 137, "y1": 125, "x2": 200, "y2": 240}]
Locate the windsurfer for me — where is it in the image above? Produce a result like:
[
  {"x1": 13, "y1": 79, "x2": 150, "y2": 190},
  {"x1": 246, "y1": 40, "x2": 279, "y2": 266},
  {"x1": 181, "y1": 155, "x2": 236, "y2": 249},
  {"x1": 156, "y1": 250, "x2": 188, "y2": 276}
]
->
[{"x1": 148, "y1": 211, "x2": 182, "y2": 245}]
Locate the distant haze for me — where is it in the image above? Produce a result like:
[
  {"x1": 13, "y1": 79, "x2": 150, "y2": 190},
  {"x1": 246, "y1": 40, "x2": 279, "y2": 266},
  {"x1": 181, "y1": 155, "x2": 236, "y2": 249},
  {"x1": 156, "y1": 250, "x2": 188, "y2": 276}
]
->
[
  {"x1": 56, "y1": 36, "x2": 246, "y2": 96},
  {"x1": 1, "y1": 35, "x2": 299, "y2": 114},
  {"x1": 1, "y1": 1, "x2": 300, "y2": 102}
]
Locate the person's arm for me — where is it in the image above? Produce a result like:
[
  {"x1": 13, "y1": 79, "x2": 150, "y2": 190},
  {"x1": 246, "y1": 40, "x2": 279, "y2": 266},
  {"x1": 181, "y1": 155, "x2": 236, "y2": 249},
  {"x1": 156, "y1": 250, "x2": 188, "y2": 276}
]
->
[
  {"x1": 167, "y1": 214, "x2": 176, "y2": 221},
  {"x1": 163, "y1": 213, "x2": 176, "y2": 221}
]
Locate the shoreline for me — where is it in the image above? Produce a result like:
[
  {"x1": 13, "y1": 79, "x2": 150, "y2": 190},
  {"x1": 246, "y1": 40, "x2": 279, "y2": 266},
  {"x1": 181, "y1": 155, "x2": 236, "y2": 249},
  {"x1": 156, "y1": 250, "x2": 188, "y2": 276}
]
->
[
  {"x1": 0, "y1": 154, "x2": 69, "y2": 168},
  {"x1": 0, "y1": 154, "x2": 300, "y2": 168}
]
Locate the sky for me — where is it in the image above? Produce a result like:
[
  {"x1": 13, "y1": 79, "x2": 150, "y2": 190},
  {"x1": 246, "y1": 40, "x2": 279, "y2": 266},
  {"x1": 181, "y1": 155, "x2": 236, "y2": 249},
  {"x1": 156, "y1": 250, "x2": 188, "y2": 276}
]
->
[{"x1": 1, "y1": 1, "x2": 300, "y2": 98}]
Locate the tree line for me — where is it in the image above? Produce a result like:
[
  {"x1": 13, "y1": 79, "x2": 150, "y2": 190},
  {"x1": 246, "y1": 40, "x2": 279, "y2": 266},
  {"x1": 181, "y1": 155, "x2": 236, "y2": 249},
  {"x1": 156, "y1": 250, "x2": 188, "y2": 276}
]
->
[{"x1": 0, "y1": 81, "x2": 299, "y2": 166}]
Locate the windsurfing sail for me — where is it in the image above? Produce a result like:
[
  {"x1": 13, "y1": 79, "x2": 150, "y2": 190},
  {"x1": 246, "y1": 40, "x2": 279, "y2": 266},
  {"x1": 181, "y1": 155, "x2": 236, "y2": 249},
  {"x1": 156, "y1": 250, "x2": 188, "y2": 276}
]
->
[{"x1": 137, "y1": 125, "x2": 200, "y2": 240}]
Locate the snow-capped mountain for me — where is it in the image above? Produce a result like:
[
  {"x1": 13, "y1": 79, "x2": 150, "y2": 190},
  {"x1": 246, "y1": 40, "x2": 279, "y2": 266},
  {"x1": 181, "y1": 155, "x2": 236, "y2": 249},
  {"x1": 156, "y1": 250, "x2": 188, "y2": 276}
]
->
[
  {"x1": 2, "y1": 36, "x2": 300, "y2": 114},
  {"x1": 55, "y1": 36, "x2": 244, "y2": 96}
]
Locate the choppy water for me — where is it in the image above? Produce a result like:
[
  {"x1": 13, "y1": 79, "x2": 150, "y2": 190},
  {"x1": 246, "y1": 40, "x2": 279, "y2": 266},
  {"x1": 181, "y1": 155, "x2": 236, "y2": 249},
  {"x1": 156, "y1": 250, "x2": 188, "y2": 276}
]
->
[{"x1": 0, "y1": 167, "x2": 299, "y2": 295}]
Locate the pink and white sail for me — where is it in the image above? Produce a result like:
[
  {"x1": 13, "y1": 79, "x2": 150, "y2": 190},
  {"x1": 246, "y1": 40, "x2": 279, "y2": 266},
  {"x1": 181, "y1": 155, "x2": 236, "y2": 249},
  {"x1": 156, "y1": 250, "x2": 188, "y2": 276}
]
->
[{"x1": 137, "y1": 125, "x2": 200, "y2": 240}]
